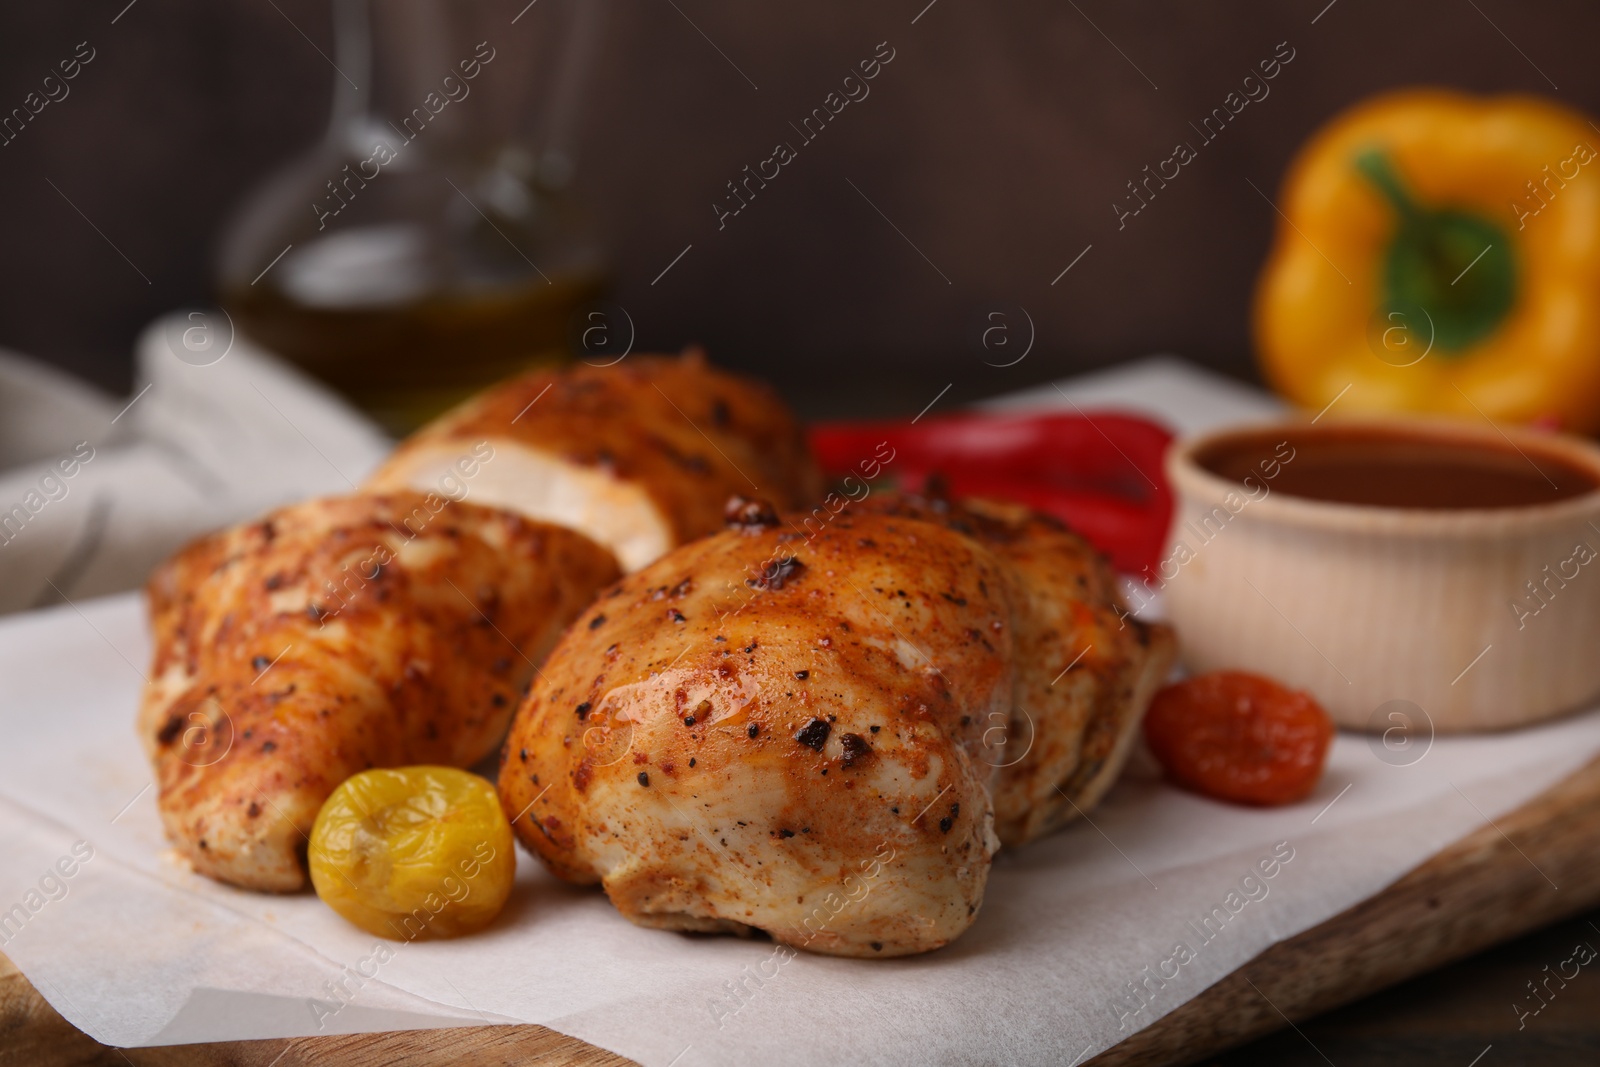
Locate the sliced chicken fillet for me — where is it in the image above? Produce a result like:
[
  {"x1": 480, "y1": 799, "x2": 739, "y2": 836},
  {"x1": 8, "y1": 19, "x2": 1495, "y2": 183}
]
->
[{"x1": 366, "y1": 349, "x2": 822, "y2": 571}]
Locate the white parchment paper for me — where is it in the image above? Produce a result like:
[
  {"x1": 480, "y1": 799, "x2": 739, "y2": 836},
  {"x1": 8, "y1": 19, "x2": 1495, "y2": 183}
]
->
[
  {"x1": 4, "y1": 593, "x2": 1597, "y2": 1063},
  {"x1": 2, "y1": 357, "x2": 1597, "y2": 1064}
]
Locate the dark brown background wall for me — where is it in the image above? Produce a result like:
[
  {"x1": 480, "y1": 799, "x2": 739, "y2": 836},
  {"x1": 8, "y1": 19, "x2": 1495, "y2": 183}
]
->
[{"x1": 1, "y1": 0, "x2": 1594, "y2": 416}]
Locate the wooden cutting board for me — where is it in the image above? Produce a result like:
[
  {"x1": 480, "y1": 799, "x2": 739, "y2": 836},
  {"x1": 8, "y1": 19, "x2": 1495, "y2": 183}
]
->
[{"x1": 6, "y1": 753, "x2": 1599, "y2": 1067}]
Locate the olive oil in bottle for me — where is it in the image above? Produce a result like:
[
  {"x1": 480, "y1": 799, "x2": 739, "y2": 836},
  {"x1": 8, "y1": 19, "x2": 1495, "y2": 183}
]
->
[{"x1": 217, "y1": 0, "x2": 606, "y2": 435}]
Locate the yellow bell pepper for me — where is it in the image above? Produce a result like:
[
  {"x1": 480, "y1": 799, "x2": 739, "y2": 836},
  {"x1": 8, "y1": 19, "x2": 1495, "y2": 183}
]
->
[{"x1": 1255, "y1": 89, "x2": 1600, "y2": 432}]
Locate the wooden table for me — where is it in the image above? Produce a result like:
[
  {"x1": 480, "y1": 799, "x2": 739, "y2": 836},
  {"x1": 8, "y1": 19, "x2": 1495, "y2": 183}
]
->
[
  {"x1": 1200, "y1": 903, "x2": 1600, "y2": 1065},
  {"x1": 5, "y1": 755, "x2": 1598, "y2": 1067}
]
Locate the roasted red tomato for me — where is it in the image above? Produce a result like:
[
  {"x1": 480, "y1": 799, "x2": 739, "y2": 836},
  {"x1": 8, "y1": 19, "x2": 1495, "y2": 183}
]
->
[{"x1": 1143, "y1": 671, "x2": 1334, "y2": 806}]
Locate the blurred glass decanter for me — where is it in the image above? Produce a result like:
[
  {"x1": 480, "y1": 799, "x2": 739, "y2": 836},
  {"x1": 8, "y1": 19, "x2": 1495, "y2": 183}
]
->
[{"x1": 218, "y1": 0, "x2": 607, "y2": 434}]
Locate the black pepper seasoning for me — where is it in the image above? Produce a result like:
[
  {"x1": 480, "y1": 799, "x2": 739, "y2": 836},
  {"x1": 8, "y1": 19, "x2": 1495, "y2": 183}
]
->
[
  {"x1": 794, "y1": 717, "x2": 831, "y2": 751},
  {"x1": 839, "y1": 733, "x2": 872, "y2": 768}
]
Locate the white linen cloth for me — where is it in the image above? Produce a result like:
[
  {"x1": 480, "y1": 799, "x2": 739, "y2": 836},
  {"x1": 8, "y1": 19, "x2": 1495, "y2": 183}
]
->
[
  {"x1": 1, "y1": 348, "x2": 1596, "y2": 1065},
  {"x1": 0, "y1": 312, "x2": 390, "y2": 615}
]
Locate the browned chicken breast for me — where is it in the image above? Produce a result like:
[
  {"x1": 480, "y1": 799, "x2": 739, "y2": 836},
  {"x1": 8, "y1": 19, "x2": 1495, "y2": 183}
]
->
[
  {"x1": 140, "y1": 352, "x2": 817, "y2": 892},
  {"x1": 849, "y1": 494, "x2": 1177, "y2": 845},
  {"x1": 499, "y1": 493, "x2": 1175, "y2": 957},
  {"x1": 366, "y1": 350, "x2": 822, "y2": 571},
  {"x1": 139, "y1": 493, "x2": 619, "y2": 891}
]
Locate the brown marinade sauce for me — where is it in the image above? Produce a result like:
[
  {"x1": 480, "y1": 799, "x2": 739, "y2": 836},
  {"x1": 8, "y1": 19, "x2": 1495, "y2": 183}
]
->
[{"x1": 1197, "y1": 426, "x2": 1599, "y2": 510}]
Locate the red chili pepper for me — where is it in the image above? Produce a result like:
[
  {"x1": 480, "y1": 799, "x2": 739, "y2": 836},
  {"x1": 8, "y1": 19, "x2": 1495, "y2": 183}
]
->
[{"x1": 807, "y1": 409, "x2": 1173, "y2": 574}]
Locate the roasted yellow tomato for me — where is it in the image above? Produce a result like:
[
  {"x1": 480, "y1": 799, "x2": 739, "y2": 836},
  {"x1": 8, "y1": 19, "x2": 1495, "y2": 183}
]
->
[{"x1": 309, "y1": 766, "x2": 515, "y2": 940}]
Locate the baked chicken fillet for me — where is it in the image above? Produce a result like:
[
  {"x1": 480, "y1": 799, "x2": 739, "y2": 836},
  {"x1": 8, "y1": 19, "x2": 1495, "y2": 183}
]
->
[
  {"x1": 850, "y1": 493, "x2": 1177, "y2": 845},
  {"x1": 366, "y1": 349, "x2": 822, "y2": 571},
  {"x1": 499, "y1": 493, "x2": 1175, "y2": 957},
  {"x1": 139, "y1": 493, "x2": 618, "y2": 891}
]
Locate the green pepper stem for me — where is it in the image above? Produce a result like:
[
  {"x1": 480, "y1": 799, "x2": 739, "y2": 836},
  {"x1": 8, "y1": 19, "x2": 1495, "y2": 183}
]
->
[
  {"x1": 1351, "y1": 148, "x2": 1517, "y2": 356},
  {"x1": 1355, "y1": 149, "x2": 1423, "y2": 223}
]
